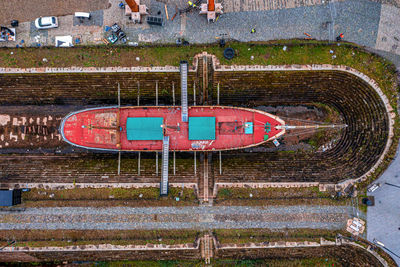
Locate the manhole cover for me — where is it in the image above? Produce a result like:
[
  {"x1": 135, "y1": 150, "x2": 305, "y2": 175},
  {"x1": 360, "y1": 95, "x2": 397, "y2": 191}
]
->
[{"x1": 224, "y1": 48, "x2": 234, "y2": 60}]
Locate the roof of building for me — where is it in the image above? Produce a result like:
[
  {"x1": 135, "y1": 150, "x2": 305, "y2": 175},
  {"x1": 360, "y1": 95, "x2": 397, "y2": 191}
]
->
[
  {"x1": 126, "y1": 117, "x2": 164, "y2": 141},
  {"x1": 189, "y1": 117, "x2": 216, "y2": 140},
  {"x1": 0, "y1": 190, "x2": 13, "y2": 207}
]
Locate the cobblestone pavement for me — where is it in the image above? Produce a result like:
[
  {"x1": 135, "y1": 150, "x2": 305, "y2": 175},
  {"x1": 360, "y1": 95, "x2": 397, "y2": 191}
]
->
[
  {"x1": 0, "y1": 0, "x2": 109, "y2": 25},
  {"x1": 221, "y1": 0, "x2": 326, "y2": 13},
  {"x1": 0, "y1": 0, "x2": 399, "y2": 60},
  {"x1": 0, "y1": 206, "x2": 352, "y2": 230},
  {"x1": 367, "y1": 150, "x2": 400, "y2": 266}
]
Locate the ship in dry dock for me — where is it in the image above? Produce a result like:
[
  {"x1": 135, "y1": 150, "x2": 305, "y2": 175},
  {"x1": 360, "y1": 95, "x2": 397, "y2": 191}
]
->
[{"x1": 60, "y1": 106, "x2": 286, "y2": 152}]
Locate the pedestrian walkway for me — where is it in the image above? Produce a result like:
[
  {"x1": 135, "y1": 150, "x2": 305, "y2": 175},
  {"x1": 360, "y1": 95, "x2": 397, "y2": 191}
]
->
[
  {"x1": 375, "y1": 4, "x2": 400, "y2": 56},
  {"x1": 0, "y1": 205, "x2": 352, "y2": 230},
  {"x1": 367, "y1": 150, "x2": 400, "y2": 266}
]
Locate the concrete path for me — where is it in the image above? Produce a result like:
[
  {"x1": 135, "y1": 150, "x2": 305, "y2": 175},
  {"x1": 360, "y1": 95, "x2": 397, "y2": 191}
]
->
[
  {"x1": 367, "y1": 149, "x2": 400, "y2": 266},
  {"x1": 0, "y1": 205, "x2": 352, "y2": 230}
]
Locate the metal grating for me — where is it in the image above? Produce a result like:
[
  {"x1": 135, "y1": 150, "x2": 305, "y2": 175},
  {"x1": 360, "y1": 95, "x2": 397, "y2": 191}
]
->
[
  {"x1": 160, "y1": 136, "x2": 170, "y2": 196},
  {"x1": 180, "y1": 61, "x2": 188, "y2": 122}
]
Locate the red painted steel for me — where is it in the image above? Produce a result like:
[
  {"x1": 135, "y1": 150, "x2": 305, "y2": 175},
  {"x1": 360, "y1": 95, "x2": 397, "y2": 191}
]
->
[
  {"x1": 61, "y1": 106, "x2": 285, "y2": 151},
  {"x1": 208, "y1": 0, "x2": 215, "y2": 11},
  {"x1": 126, "y1": 0, "x2": 139, "y2": 12}
]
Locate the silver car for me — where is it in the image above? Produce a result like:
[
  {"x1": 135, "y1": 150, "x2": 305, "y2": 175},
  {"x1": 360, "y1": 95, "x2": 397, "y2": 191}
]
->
[{"x1": 34, "y1": 16, "x2": 58, "y2": 29}]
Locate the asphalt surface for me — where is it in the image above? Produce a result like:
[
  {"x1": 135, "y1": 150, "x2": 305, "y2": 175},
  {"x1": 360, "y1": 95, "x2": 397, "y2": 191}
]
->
[
  {"x1": 367, "y1": 149, "x2": 400, "y2": 266},
  {"x1": 0, "y1": 205, "x2": 351, "y2": 230}
]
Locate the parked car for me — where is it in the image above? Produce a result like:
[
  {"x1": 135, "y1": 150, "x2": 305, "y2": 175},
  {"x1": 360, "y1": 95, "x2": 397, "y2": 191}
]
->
[{"x1": 34, "y1": 16, "x2": 58, "y2": 29}]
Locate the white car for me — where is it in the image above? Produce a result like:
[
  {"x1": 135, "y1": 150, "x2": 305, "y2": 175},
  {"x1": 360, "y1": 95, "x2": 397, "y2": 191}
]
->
[{"x1": 34, "y1": 16, "x2": 58, "y2": 29}]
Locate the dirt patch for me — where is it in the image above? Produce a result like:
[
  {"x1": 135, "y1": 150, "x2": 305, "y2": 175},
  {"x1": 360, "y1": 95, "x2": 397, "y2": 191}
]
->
[{"x1": 258, "y1": 105, "x2": 344, "y2": 150}]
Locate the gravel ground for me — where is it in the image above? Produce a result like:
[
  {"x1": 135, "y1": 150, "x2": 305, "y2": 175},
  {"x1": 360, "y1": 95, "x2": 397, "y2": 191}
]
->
[
  {"x1": 0, "y1": 205, "x2": 352, "y2": 215},
  {"x1": 0, "y1": 206, "x2": 352, "y2": 230},
  {"x1": 0, "y1": 221, "x2": 346, "y2": 230}
]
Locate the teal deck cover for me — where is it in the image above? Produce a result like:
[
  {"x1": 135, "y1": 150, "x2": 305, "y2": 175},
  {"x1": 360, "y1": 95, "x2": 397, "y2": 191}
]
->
[
  {"x1": 189, "y1": 117, "x2": 216, "y2": 140},
  {"x1": 126, "y1": 117, "x2": 163, "y2": 141},
  {"x1": 245, "y1": 122, "x2": 253, "y2": 134}
]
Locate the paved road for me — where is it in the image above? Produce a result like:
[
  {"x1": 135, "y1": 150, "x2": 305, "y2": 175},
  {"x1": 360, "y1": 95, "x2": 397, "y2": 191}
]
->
[
  {"x1": 367, "y1": 149, "x2": 400, "y2": 266},
  {"x1": 0, "y1": 205, "x2": 351, "y2": 230}
]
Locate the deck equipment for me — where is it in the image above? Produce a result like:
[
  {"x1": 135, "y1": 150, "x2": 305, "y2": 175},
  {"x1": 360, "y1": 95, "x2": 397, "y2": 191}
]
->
[
  {"x1": 160, "y1": 136, "x2": 170, "y2": 196},
  {"x1": 180, "y1": 61, "x2": 189, "y2": 122}
]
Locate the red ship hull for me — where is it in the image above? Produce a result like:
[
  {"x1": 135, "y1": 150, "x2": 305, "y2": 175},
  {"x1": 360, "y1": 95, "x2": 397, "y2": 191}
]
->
[{"x1": 60, "y1": 106, "x2": 285, "y2": 151}]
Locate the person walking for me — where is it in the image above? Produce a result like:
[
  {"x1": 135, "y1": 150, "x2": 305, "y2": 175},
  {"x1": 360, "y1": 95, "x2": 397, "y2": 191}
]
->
[
  {"x1": 188, "y1": 1, "x2": 197, "y2": 8},
  {"x1": 250, "y1": 27, "x2": 256, "y2": 34}
]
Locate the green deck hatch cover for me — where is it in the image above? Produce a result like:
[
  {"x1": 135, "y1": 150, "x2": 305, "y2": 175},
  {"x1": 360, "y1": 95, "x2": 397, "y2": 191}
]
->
[
  {"x1": 189, "y1": 117, "x2": 216, "y2": 140},
  {"x1": 126, "y1": 117, "x2": 164, "y2": 141}
]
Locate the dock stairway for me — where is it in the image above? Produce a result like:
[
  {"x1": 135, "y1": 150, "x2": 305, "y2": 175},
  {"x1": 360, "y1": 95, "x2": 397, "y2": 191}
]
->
[
  {"x1": 180, "y1": 61, "x2": 188, "y2": 122},
  {"x1": 160, "y1": 136, "x2": 170, "y2": 196}
]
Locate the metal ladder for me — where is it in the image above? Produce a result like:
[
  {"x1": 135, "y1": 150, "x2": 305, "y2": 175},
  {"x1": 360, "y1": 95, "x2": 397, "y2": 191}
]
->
[
  {"x1": 160, "y1": 136, "x2": 170, "y2": 196},
  {"x1": 180, "y1": 61, "x2": 188, "y2": 122}
]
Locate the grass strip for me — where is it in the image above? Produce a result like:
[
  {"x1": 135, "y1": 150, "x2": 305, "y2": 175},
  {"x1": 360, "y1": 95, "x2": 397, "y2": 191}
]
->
[
  {"x1": 214, "y1": 187, "x2": 350, "y2": 206},
  {"x1": 213, "y1": 228, "x2": 344, "y2": 244},
  {"x1": 0, "y1": 229, "x2": 200, "y2": 247},
  {"x1": 21, "y1": 187, "x2": 198, "y2": 207}
]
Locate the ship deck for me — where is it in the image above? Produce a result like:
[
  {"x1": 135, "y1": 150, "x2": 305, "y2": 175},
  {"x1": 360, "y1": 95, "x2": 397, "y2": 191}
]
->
[{"x1": 61, "y1": 106, "x2": 285, "y2": 151}]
